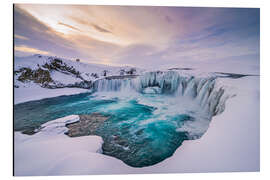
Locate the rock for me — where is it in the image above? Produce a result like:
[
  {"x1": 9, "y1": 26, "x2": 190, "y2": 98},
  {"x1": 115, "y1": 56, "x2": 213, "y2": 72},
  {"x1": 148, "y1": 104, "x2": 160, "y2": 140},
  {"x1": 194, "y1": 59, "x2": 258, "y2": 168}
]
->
[
  {"x1": 65, "y1": 113, "x2": 109, "y2": 137},
  {"x1": 105, "y1": 75, "x2": 138, "y2": 80},
  {"x1": 15, "y1": 58, "x2": 94, "y2": 89}
]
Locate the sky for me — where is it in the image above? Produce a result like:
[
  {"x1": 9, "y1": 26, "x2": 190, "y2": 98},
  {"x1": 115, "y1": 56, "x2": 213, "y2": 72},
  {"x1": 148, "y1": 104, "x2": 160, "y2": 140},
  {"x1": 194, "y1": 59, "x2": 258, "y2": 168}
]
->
[{"x1": 14, "y1": 4, "x2": 260, "y2": 68}]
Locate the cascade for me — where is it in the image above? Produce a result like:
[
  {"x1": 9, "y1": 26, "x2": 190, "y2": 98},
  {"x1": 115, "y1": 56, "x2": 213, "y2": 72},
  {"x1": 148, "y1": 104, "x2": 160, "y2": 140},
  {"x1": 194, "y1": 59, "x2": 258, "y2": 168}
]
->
[{"x1": 93, "y1": 71, "x2": 231, "y2": 116}]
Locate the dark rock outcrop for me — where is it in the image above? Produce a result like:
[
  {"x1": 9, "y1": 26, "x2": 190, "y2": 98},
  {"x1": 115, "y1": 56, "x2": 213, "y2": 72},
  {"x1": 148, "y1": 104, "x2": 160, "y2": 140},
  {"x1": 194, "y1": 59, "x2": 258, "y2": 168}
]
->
[
  {"x1": 15, "y1": 57, "x2": 93, "y2": 89},
  {"x1": 65, "y1": 113, "x2": 109, "y2": 137},
  {"x1": 16, "y1": 67, "x2": 53, "y2": 84}
]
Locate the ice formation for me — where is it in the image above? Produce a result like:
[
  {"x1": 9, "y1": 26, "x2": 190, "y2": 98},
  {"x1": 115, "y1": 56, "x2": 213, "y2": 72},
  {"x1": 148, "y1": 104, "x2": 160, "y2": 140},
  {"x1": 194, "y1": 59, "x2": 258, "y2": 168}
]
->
[{"x1": 93, "y1": 71, "x2": 232, "y2": 117}]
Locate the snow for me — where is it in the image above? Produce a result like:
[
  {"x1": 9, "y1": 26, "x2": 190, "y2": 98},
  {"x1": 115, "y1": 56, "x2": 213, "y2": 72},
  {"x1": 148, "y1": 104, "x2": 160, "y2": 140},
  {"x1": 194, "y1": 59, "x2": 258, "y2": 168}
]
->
[
  {"x1": 14, "y1": 115, "x2": 133, "y2": 176},
  {"x1": 143, "y1": 76, "x2": 260, "y2": 173},
  {"x1": 14, "y1": 54, "x2": 259, "y2": 175},
  {"x1": 94, "y1": 71, "x2": 233, "y2": 119},
  {"x1": 14, "y1": 75, "x2": 259, "y2": 175},
  {"x1": 14, "y1": 54, "x2": 146, "y2": 104},
  {"x1": 15, "y1": 54, "x2": 110, "y2": 73},
  {"x1": 14, "y1": 84, "x2": 90, "y2": 104},
  {"x1": 50, "y1": 71, "x2": 82, "y2": 85},
  {"x1": 159, "y1": 56, "x2": 260, "y2": 75},
  {"x1": 15, "y1": 55, "x2": 145, "y2": 80}
]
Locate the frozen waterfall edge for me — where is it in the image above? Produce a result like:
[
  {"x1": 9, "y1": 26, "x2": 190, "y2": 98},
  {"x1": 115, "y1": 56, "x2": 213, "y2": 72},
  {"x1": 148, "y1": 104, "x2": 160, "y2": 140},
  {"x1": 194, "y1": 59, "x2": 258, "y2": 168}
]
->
[{"x1": 93, "y1": 71, "x2": 235, "y2": 117}]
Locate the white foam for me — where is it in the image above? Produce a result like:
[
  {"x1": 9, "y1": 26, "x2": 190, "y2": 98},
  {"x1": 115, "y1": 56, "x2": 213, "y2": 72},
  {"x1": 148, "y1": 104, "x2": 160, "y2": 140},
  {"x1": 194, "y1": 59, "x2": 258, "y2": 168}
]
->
[{"x1": 14, "y1": 76, "x2": 259, "y2": 175}]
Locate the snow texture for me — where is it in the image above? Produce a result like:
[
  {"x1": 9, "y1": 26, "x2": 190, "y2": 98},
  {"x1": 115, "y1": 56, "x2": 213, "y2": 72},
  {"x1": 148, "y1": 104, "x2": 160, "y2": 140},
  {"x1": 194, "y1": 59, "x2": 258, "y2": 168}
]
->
[{"x1": 14, "y1": 54, "x2": 260, "y2": 175}]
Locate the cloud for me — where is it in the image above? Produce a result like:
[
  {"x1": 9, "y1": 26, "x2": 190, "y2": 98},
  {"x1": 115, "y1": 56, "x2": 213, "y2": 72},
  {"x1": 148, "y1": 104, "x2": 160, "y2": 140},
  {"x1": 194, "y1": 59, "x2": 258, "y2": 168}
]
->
[
  {"x1": 14, "y1": 5, "x2": 92, "y2": 60},
  {"x1": 15, "y1": 45, "x2": 50, "y2": 55},
  {"x1": 14, "y1": 34, "x2": 29, "y2": 40},
  {"x1": 14, "y1": 5, "x2": 259, "y2": 68},
  {"x1": 68, "y1": 16, "x2": 112, "y2": 34},
  {"x1": 58, "y1": 22, "x2": 81, "y2": 32},
  {"x1": 91, "y1": 23, "x2": 111, "y2": 33},
  {"x1": 14, "y1": 6, "x2": 76, "y2": 55}
]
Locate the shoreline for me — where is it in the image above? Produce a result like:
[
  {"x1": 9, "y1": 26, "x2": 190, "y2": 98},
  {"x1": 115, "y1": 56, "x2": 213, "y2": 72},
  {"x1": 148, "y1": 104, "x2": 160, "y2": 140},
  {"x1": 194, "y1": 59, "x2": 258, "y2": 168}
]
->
[
  {"x1": 14, "y1": 76, "x2": 259, "y2": 175},
  {"x1": 14, "y1": 86, "x2": 90, "y2": 105}
]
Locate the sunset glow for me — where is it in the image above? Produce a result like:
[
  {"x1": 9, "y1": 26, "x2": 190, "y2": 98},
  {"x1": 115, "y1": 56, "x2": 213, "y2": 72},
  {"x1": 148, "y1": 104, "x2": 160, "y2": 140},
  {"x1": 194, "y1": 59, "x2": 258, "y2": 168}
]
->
[{"x1": 14, "y1": 4, "x2": 259, "y2": 68}]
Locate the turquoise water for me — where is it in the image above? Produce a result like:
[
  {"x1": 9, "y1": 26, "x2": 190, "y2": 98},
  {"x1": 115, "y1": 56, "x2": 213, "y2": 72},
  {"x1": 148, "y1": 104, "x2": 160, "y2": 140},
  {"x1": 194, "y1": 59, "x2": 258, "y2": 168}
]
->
[{"x1": 14, "y1": 91, "x2": 208, "y2": 167}]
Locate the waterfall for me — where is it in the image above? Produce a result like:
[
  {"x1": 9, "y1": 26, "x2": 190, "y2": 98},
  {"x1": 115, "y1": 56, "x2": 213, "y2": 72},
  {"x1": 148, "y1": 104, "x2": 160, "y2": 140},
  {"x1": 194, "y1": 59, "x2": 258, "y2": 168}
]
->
[
  {"x1": 93, "y1": 78, "x2": 134, "y2": 92},
  {"x1": 93, "y1": 71, "x2": 232, "y2": 116}
]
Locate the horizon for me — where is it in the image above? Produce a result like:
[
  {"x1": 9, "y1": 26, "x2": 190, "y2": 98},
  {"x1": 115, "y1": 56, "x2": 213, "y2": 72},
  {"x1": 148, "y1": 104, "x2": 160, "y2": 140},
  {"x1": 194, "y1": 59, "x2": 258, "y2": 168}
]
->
[{"x1": 14, "y1": 54, "x2": 134, "y2": 68}]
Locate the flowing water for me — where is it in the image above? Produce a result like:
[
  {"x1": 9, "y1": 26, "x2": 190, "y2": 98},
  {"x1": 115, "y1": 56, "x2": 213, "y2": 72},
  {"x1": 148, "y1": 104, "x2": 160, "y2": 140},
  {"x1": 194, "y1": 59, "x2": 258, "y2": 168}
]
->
[{"x1": 14, "y1": 71, "x2": 230, "y2": 167}]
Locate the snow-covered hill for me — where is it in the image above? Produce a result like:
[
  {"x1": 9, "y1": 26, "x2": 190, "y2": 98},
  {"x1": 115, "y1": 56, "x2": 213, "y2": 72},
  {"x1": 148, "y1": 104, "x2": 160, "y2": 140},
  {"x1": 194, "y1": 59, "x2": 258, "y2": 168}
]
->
[
  {"x1": 14, "y1": 54, "x2": 144, "y2": 88},
  {"x1": 14, "y1": 54, "x2": 259, "y2": 105},
  {"x1": 14, "y1": 54, "x2": 144, "y2": 104}
]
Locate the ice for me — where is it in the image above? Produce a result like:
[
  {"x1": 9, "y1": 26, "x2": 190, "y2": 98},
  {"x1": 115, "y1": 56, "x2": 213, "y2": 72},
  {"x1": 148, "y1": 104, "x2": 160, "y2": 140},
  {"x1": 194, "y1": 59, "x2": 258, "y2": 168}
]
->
[
  {"x1": 14, "y1": 74, "x2": 260, "y2": 175},
  {"x1": 14, "y1": 54, "x2": 259, "y2": 175},
  {"x1": 94, "y1": 71, "x2": 234, "y2": 117}
]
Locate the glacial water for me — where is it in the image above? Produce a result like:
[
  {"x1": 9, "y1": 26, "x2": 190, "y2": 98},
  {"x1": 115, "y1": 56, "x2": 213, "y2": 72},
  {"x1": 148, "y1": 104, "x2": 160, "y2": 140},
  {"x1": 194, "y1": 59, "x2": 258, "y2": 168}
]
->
[{"x1": 14, "y1": 71, "x2": 230, "y2": 167}]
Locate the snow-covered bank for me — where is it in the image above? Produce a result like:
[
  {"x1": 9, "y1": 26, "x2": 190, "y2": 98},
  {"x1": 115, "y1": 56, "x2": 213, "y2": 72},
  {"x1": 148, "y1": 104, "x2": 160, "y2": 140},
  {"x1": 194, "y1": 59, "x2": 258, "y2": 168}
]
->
[
  {"x1": 14, "y1": 115, "x2": 132, "y2": 176},
  {"x1": 14, "y1": 75, "x2": 259, "y2": 175},
  {"x1": 14, "y1": 84, "x2": 90, "y2": 104},
  {"x1": 158, "y1": 55, "x2": 260, "y2": 75},
  {"x1": 14, "y1": 54, "x2": 259, "y2": 174},
  {"x1": 143, "y1": 76, "x2": 260, "y2": 173}
]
